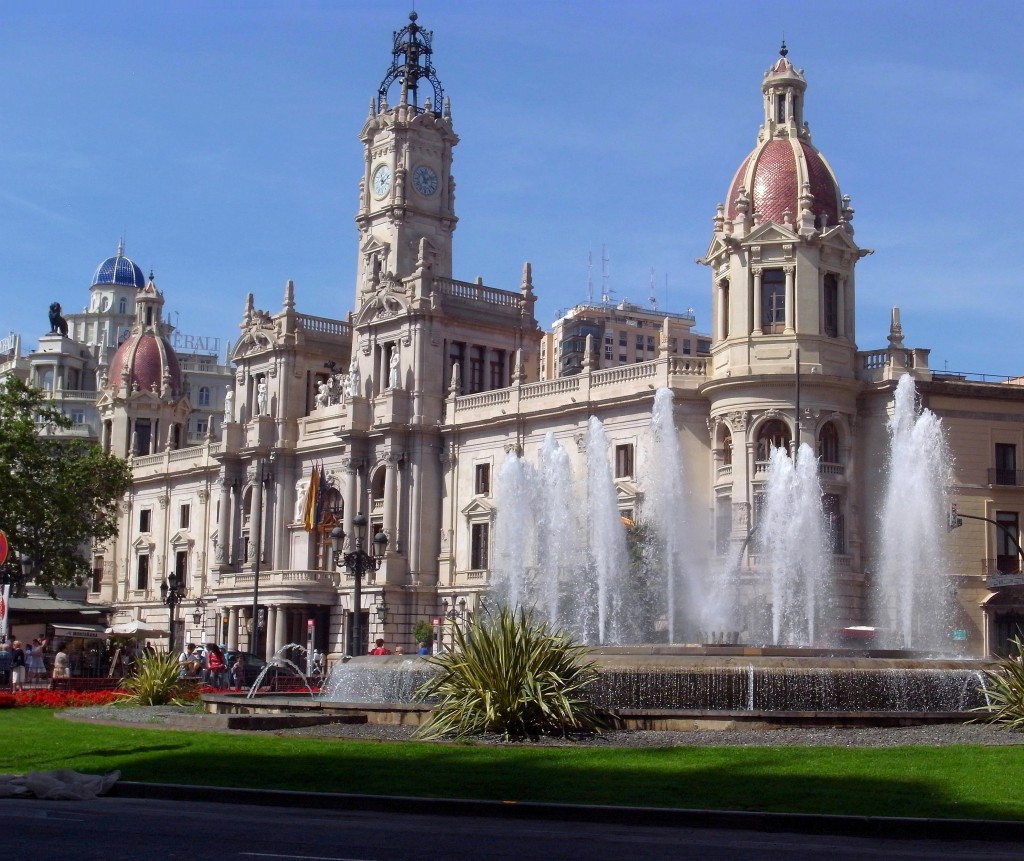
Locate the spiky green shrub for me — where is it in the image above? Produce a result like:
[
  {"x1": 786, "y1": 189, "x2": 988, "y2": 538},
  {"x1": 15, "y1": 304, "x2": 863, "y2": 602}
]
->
[
  {"x1": 975, "y1": 637, "x2": 1024, "y2": 731},
  {"x1": 119, "y1": 652, "x2": 191, "y2": 706},
  {"x1": 413, "y1": 606, "x2": 608, "y2": 740}
]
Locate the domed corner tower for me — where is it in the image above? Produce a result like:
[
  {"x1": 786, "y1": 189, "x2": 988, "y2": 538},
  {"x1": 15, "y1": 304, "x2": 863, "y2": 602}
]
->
[
  {"x1": 353, "y1": 9, "x2": 459, "y2": 308},
  {"x1": 701, "y1": 44, "x2": 872, "y2": 384},
  {"x1": 97, "y1": 274, "x2": 191, "y2": 458},
  {"x1": 699, "y1": 46, "x2": 872, "y2": 622}
]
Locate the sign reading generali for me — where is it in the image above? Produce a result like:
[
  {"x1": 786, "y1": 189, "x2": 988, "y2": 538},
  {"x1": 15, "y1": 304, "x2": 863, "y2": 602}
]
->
[{"x1": 172, "y1": 333, "x2": 221, "y2": 354}]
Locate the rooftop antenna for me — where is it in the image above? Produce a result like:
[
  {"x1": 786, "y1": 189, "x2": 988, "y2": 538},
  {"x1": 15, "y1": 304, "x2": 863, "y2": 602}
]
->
[
  {"x1": 587, "y1": 250, "x2": 594, "y2": 304},
  {"x1": 649, "y1": 268, "x2": 657, "y2": 310},
  {"x1": 601, "y1": 244, "x2": 611, "y2": 305}
]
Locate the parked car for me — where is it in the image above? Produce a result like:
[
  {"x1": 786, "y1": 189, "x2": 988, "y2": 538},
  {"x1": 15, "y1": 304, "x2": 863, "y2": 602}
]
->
[{"x1": 223, "y1": 650, "x2": 309, "y2": 689}]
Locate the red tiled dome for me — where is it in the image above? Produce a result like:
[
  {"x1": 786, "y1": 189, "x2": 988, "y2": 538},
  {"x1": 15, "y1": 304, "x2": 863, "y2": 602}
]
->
[
  {"x1": 727, "y1": 138, "x2": 840, "y2": 227},
  {"x1": 109, "y1": 332, "x2": 182, "y2": 396}
]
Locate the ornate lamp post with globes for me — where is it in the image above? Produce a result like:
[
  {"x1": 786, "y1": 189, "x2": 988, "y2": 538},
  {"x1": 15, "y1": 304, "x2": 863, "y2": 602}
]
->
[
  {"x1": 330, "y1": 513, "x2": 388, "y2": 656},
  {"x1": 160, "y1": 571, "x2": 185, "y2": 654}
]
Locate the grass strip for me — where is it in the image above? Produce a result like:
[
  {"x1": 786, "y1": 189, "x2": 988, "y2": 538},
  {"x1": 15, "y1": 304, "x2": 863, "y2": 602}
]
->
[{"x1": 2, "y1": 709, "x2": 1023, "y2": 821}]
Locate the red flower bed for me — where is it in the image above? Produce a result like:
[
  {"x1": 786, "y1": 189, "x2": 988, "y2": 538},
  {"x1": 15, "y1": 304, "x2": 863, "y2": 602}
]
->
[{"x1": 10, "y1": 689, "x2": 130, "y2": 709}]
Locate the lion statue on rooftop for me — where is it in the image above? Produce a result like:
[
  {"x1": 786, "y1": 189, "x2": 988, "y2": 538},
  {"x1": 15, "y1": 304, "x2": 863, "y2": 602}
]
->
[{"x1": 48, "y1": 302, "x2": 68, "y2": 337}]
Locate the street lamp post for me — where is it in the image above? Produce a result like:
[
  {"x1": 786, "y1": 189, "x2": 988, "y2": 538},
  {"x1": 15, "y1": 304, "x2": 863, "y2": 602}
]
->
[
  {"x1": 160, "y1": 571, "x2": 185, "y2": 654},
  {"x1": 330, "y1": 513, "x2": 388, "y2": 657},
  {"x1": 249, "y1": 455, "x2": 274, "y2": 658}
]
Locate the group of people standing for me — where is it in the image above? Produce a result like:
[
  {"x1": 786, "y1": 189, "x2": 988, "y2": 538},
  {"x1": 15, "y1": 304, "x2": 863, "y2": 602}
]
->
[
  {"x1": 0, "y1": 636, "x2": 70, "y2": 690},
  {"x1": 178, "y1": 642, "x2": 245, "y2": 690}
]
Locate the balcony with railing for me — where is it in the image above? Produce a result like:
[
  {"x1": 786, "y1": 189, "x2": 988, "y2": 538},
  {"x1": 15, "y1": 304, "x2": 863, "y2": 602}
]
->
[
  {"x1": 982, "y1": 557, "x2": 1022, "y2": 576},
  {"x1": 988, "y1": 469, "x2": 1024, "y2": 487}
]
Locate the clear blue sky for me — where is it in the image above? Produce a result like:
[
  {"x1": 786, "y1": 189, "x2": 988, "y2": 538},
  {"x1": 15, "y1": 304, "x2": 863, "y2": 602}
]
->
[{"x1": 2, "y1": 1, "x2": 1022, "y2": 375}]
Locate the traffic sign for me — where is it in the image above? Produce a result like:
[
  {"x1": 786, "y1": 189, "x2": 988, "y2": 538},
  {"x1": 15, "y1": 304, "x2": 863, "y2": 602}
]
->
[{"x1": 0, "y1": 530, "x2": 7, "y2": 566}]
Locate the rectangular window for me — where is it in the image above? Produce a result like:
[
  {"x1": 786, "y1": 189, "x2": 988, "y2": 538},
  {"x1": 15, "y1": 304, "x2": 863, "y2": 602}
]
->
[
  {"x1": 635, "y1": 334, "x2": 644, "y2": 349},
  {"x1": 139, "y1": 509, "x2": 152, "y2": 533},
  {"x1": 604, "y1": 347, "x2": 613, "y2": 360},
  {"x1": 136, "y1": 554, "x2": 149, "y2": 591},
  {"x1": 761, "y1": 269, "x2": 786, "y2": 334},
  {"x1": 614, "y1": 443, "x2": 634, "y2": 479},
  {"x1": 471, "y1": 522, "x2": 490, "y2": 570},
  {"x1": 180, "y1": 504, "x2": 191, "y2": 530},
  {"x1": 682, "y1": 339, "x2": 691, "y2": 355},
  {"x1": 91, "y1": 557, "x2": 103, "y2": 593},
  {"x1": 489, "y1": 351, "x2": 506, "y2": 390},
  {"x1": 996, "y1": 511, "x2": 1021, "y2": 574},
  {"x1": 474, "y1": 463, "x2": 491, "y2": 495},
  {"x1": 469, "y1": 346, "x2": 485, "y2": 393},
  {"x1": 175, "y1": 550, "x2": 188, "y2": 580},
  {"x1": 619, "y1": 332, "x2": 627, "y2": 346},
  {"x1": 823, "y1": 272, "x2": 839, "y2": 337},
  {"x1": 619, "y1": 354, "x2": 627, "y2": 364},
  {"x1": 995, "y1": 444, "x2": 1018, "y2": 486}
]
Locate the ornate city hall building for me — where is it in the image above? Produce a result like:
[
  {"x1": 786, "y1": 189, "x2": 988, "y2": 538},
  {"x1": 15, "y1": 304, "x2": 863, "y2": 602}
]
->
[{"x1": 7, "y1": 15, "x2": 1024, "y2": 661}]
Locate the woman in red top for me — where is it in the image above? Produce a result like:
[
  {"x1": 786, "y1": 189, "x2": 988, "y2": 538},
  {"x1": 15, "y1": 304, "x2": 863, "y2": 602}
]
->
[
  {"x1": 369, "y1": 638, "x2": 391, "y2": 655},
  {"x1": 206, "y1": 643, "x2": 228, "y2": 689}
]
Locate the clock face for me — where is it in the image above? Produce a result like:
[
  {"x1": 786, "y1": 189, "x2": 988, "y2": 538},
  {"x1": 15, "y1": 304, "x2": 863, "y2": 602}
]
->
[
  {"x1": 412, "y1": 165, "x2": 439, "y2": 197},
  {"x1": 371, "y1": 164, "x2": 392, "y2": 197}
]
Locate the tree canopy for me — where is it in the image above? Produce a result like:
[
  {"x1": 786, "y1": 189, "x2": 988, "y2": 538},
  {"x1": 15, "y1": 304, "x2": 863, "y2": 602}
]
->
[{"x1": 0, "y1": 377, "x2": 132, "y2": 594}]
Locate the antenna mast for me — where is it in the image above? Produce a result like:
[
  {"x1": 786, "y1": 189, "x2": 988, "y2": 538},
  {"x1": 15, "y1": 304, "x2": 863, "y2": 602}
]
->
[{"x1": 601, "y1": 245, "x2": 611, "y2": 305}]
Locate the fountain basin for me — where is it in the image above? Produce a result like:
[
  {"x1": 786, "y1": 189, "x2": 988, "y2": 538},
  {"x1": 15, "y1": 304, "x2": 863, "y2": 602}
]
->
[{"x1": 307, "y1": 650, "x2": 993, "y2": 722}]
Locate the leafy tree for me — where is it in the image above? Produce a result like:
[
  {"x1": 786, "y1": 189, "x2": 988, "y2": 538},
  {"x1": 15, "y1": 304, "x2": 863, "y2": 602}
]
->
[
  {"x1": 0, "y1": 377, "x2": 132, "y2": 594},
  {"x1": 411, "y1": 619, "x2": 434, "y2": 647},
  {"x1": 414, "y1": 606, "x2": 608, "y2": 740}
]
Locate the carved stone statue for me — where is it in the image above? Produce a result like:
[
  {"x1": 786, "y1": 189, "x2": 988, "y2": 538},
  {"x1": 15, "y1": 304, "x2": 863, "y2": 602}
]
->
[
  {"x1": 315, "y1": 380, "x2": 330, "y2": 409},
  {"x1": 388, "y1": 350, "x2": 400, "y2": 389},
  {"x1": 224, "y1": 386, "x2": 235, "y2": 422},
  {"x1": 256, "y1": 379, "x2": 268, "y2": 417},
  {"x1": 348, "y1": 356, "x2": 361, "y2": 398}
]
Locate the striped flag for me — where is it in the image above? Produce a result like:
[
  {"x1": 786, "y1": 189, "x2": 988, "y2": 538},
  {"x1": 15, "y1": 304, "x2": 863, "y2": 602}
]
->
[
  {"x1": 303, "y1": 465, "x2": 320, "y2": 532},
  {"x1": 314, "y1": 464, "x2": 328, "y2": 528}
]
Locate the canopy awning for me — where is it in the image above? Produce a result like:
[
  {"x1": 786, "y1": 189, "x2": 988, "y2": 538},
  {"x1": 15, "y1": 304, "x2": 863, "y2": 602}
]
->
[{"x1": 105, "y1": 620, "x2": 170, "y2": 638}]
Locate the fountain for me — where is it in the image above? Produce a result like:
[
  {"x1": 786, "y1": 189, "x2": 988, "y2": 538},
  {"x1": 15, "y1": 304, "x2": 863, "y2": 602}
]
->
[
  {"x1": 875, "y1": 374, "x2": 955, "y2": 650},
  {"x1": 224, "y1": 377, "x2": 989, "y2": 727}
]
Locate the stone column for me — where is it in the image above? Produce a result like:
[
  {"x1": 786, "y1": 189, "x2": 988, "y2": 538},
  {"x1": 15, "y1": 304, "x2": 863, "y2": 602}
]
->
[
  {"x1": 265, "y1": 605, "x2": 278, "y2": 661},
  {"x1": 752, "y1": 267, "x2": 763, "y2": 336},
  {"x1": 216, "y1": 478, "x2": 231, "y2": 566},
  {"x1": 784, "y1": 265, "x2": 795, "y2": 334},
  {"x1": 227, "y1": 607, "x2": 239, "y2": 650},
  {"x1": 383, "y1": 454, "x2": 399, "y2": 548}
]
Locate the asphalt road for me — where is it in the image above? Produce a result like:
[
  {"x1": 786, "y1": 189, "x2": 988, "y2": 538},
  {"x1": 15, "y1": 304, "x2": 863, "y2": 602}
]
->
[{"x1": 3, "y1": 798, "x2": 1023, "y2": 861}]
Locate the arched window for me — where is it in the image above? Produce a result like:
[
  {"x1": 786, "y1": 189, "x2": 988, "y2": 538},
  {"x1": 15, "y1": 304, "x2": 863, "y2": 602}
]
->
[
  {"x1": 118, "y1": 297, "x2": 126, "y2": 313},
  {"x1": 198, "y1": 386, "x2": 210, "y2": 407},
  {"x1": 722, "y1": 434, "x2": 733, "y2": 466},
  {"x1": 818, "y1": 422, "x2": 840, "y2": 464},
  {"x1": 756, "y1": 419, "x2": 791, "y2": 461}
]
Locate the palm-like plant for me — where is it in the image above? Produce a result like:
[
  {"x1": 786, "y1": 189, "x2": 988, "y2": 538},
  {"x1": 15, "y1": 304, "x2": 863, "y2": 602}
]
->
[
  {"x1": 119, "y1": 652, "x2": 190, "y2": 706},
  {"x1": 975, "y1": 637, "x2": 1024, "y2": 731},
  {"x1": 414, "y1": 606, "x2": 608, "y2": 740}
]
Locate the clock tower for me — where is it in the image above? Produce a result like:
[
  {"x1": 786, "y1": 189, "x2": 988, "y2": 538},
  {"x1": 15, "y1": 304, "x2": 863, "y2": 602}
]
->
[{"x1": 355, "y1": 11, "x2": 459, "y2": 306}]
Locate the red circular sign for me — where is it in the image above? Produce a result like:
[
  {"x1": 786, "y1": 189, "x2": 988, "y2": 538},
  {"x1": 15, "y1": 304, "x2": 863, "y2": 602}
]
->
[{"x1": 0, "y1": 530, "x2": 7, "y2": 567}]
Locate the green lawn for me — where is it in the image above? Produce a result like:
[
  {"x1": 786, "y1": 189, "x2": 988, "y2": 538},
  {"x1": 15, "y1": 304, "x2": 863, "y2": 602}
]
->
[{"x1": 3, "y1": 708, "x2": 1023, "y2": 821}]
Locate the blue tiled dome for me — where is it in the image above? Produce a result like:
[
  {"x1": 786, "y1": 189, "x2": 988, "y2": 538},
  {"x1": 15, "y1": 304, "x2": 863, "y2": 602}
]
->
[{"x1": 92, "y1": 242, "x2": 146, "y2": 290}]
